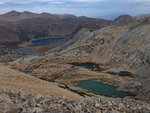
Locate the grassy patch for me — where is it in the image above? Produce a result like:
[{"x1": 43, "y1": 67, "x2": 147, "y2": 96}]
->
[
  {"x1": 39, "y1": 77, "x2": 55, "y2": 82},
  {"x1": 58, "y1": 84, "x2": 92, "y2": 97},
  {"x1": 39, "y1": 77, "x2": 91, "y2": 97}
]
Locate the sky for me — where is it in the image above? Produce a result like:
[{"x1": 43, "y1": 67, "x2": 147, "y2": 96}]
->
[{"x1": 0, "y1": 0, "x2": 150, "y2": 19}]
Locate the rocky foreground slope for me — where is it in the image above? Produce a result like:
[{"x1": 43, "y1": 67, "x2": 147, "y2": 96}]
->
[
  {"x1": 1, "y1": 91, "x2": 150, "y2": 113},
  {"x1": 0, "y1": 65, "x2": 150, "y2": 113}
]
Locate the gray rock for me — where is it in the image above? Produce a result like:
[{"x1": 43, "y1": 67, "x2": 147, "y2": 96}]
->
[{"x1": 29, "y1": 107, "x2": 44, "y2": 113}]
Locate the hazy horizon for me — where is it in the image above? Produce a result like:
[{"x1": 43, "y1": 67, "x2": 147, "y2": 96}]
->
[{"x1": 0, "y1": 0, "x2": 150, "y2": 19}]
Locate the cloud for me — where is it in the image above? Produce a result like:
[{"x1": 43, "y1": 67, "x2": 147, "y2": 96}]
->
[
  {"x1": 0, "y1": 0, "x2": 150, "y2": 17},
  {"x1": 134, "y1": 0, "x2": 150, "y2": 1},
  {"x1": 51, "y1": 1, "x2": 64, "y2": 4},
  {"x1": 0, "y1": 0, "x2": 105, "y2": 4},
  {"x1": 1, "y1": 0, "x2": 150, "y2": 5},
  {"x1": 0, "y1": 1, "x2": 4, "y2": 4},
  {"x1": 69, "y1": 0, "x2": 104, "y2": 2}
]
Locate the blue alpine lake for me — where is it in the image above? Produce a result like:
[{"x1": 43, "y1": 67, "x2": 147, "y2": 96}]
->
[
  {"x1": 14, "y1": 49, "x2": 41, "y2": 55},
  {"x1": 28, "y1": 38, "x2": 62, "y2": 46},
  {"x1": 76, "y1": 79, "x2": 127, "y2": 97},
  {"x1": 14, "y1": 38, "x2": 62, "y2": 55}
]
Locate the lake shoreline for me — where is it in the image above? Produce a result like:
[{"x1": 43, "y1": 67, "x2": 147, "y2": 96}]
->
[{"x1": 13, "y1": 37, "x2": 63, "y2": 55}]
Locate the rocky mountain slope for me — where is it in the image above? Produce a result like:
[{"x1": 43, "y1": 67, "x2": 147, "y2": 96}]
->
[
  {"x1": 0, "y1": 21, "x2": 18, "y2": 46},
  {"x1": 45, "y1": 17, "x2": 150, "y2": 101},
  {"x1": 91, "y1": 18, "x2": 150, "y2": 75},
  {"x1": 49, "y1": 17, "x2": 150, "y2": 77}
]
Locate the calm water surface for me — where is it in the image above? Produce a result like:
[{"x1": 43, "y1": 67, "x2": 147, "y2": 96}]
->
[
  {"x1": 29, "y1": 38, "x2": 62, "y2": 46},
  {"x1": 14, "y1": 49, "x2": 40, "y2": 55},
  {"x1": 76, "y1": 79, "x2": 127, "y2": 97},
  {"x1": 14, "y1": 38, "x2": 62, "y2": 55}
]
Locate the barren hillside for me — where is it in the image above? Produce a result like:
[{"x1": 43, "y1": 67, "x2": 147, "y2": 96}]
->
[{"x1": 0, "y1": 65, "x2": 82, "y2": 100}]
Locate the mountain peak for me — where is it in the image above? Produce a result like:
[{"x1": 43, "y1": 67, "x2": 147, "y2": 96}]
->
[
  {"x1": 3, "y1": 10, "x2": 21, "y2": 16},
  {"x1": 114, "y1": 14, "x2": 135, "y2": 24}
]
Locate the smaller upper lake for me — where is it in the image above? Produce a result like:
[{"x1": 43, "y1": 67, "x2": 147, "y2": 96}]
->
[
  {"x1": 28, "y1": 38, "x2": 62, "y2": 46},
  {"x1": 20, "y1": 71, "x2": 32, "y2": 74},
  {"x1": 76, "y1": 79, "x2": 127, "y2": 97},
  {"x1": 14, "y1": 38, "x2": 62, "y2": 55}
]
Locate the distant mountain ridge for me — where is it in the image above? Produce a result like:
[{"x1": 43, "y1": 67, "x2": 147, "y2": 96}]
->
[
  {"x1": 0, "y1": 11, "x2": 114, "y2": 45},
  {"x1": 0, "y1": 10, "x2": 77, "y2": 21},
  {"x1": 1, "y1": 11, "x2": 149, "y2": 46},
  {"x1": 101, "y1": 13, "x2": 150, "y2": 21}
]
